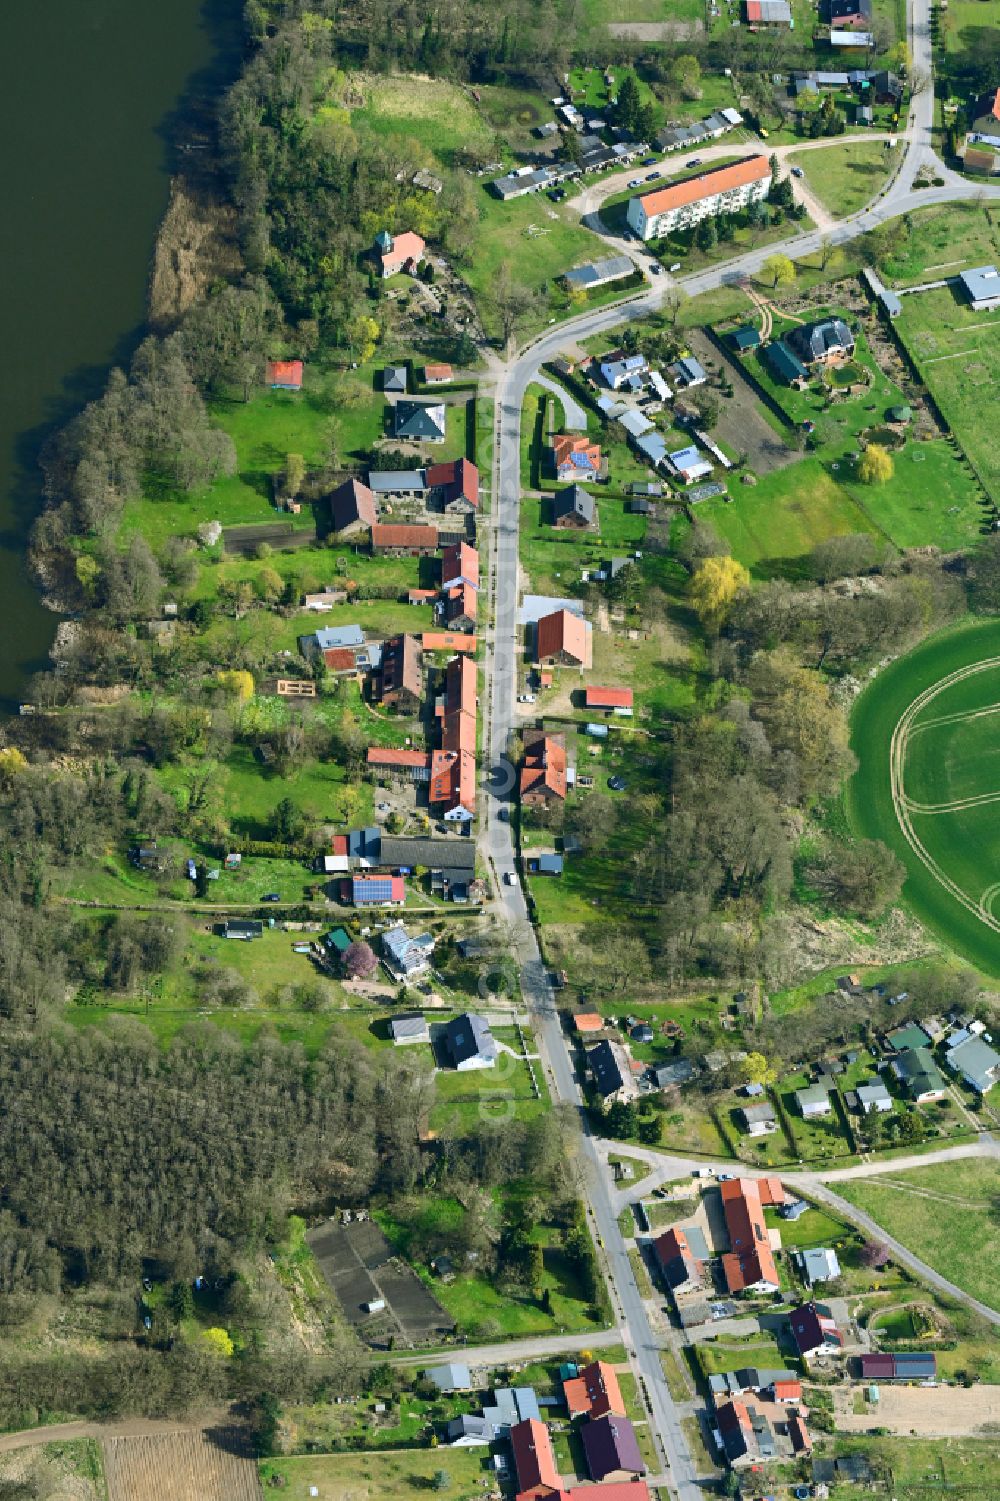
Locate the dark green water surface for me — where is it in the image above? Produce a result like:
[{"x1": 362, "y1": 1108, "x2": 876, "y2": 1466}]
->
[{"x1": 0, "y1": 0, "x2": 237, "y2": 708}]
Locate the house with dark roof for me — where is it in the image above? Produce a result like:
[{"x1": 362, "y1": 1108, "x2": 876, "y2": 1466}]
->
[
  {"x1": 581, "y1": 1415, "x2": 646, "y2": 1483},
  {"x1": 946, "y1": 1031, "x2": 1000, "y2": 1092},
  {"x1": 552, "y1": 484, "x2": 596, "y2": 528},
  {"x1": 389, "y1": 1011, "x2": 431, "y2": 1045},
  {"x1": 763, "y1": 339, "x2": 809, "y2": 386},
  {"x1": 714, "y1": 1399, "x2": 776, "y2": 1468},
  {"x1": 789, "y1": 1301, "x2": 843, "y2": 1361},
  {"x1": 219, "y1": 919, "x2": 263, "y2": 941},
  {"x1": 860, "y1": 1351, "x2": 936, "y2": 1381},
  {"x1": 788, "y1": 316, "x2": 855, "y2": 366},
  {"x1": 892, "y1": 1046, "x2": 947, "y2": 1101},
  {"x1": 383, "y1": 365, "x2": 408, "y2": 393},
  {"x1": 329, "y1": 477, "x2": 377, "y2": 536},
  {"x1": 378, "y1": 633, "x2": 422, "y2": 710},
  {"x1": 729, "y1": 324, "x2": 761, "y2": 354},
  {"x1": 739, "y1": 1101, "x2": 777, "y2": 1136},
  {"x1": 392, "y1": 400, "x2": 447, "y2": 443},
  {"x1": 586, "y1": 1039, "x2": 633, "y2": 1102},
  {"x1": 444, "y1": 1013, "x2": 497, "y2": 1070},
  {"x1": 828, "y1": 0, "x2": 872, "y2": 25},
  {"x1": 382, "y1": 926, "x2": 435, "y2": 979},
  {"x1": 444, "y1": 1414, "x2": 493, "y2": 1445}
]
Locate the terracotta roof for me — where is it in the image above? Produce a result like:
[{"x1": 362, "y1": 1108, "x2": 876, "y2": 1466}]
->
[
  {"x1": 446, "y1": 583, "x2": 478, "y2": 623},
  {"x1": 719, "y1": 1178, "x2": 778, "y2": 1291},
  {"x1": 536, "y1": 608, "x2": 592, "y2": 667},
  {"x1": 441, "y1": 708, "x2": 476, "y2": 756},
  {"x1": 422, "y1": 631, "x2": 476, "y2": 653},
  {"x1": 324, "y1": 647, "x2": 361, "y2": 672},
  {"x1": 381, "y1": 230, "x2": 426, "y2": 270},
  {"x1": 585, "y1": 686, "x2": 633, "y2": 709},
  {"x1": 552, "y1": 432, "x2": 602, "y2": 474},
  {"x1": 424, "y1": 363, "x2": 453, "y2": 380},
  {"x1": 441, "y1": 540, "x2": 480, "y2": 587},
  {"x1": 510, "y1": 1418, "x2": 560, "y2": 1499},
  {"x1": 772, "y1": 1379, "x2": 802, "y2": 1401},
  {"x1": 425, "y1": 456, "x2": 479, "y2": 509},
  {"x1": 266, "y1": 359, "x2": 303, "y2": 386},
  {"x1": 556, "y1": 1486, "x2": 649, "y2": 1501},
  {"x1": 371, "y1": 523, "x2": 439, "y2": 550},
  {"x1": 562, "y1": 1361, "x2": 625, "y2": 1420},
  {"x1": 366, "y1": 747, "x2": 431, "y2": 768},
  {"x1": 636, "y1": 154, "x2": 770, "y2": 217},
  {"x1": 332, "y1": 835, "x2": 349, "y2": 855},
  {"x1": 430, "y1": 748, "x2": 475, "y2": 812},
  {"x1": 408, "y1": 588, "x2": 438, "y2": 602},
  {"x1": 758, "y1": 1176, "x2": 785, "y2": 1206},
  {"x1": 520, "y1": 734, "x2": 567, "y2": 800},
  {"x1": 446, "y1": 653, "x2": 478, "y2": 716},
  {"x1": 573, "y1": 1012, "x2": 604, "y2": 1031}
]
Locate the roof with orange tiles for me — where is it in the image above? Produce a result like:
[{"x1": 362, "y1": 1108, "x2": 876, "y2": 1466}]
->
[
  {"x1": 426, "y1": 456, "x2": 479, "y2": 508},
  {"x1": 556, "y1": 1486, "x2": 649, "y2": 1501},
  {"x1": 423, "y1": 632, "x2": 476, "y2": 653},
  {"x1": 266, "y1": 359, "x2": 304, "y2": 387},
  {"x1": 636, "y1": 154, "x2": 770, "y2": 218},
  {"x1": 510, "y1": 1418, "x2": 560, "y2": 1499},
  {"x1": 324, "y1": 647, "x2": 362, "y2": 672},
  {"x1": 366, "y1": 747, "x2": 432, "y2": 768},
  {"x1": 447, "y1": 583, "x2": 478, "y2": 623},
  {"x1": 552, "y1": 432, "x2": 602, "y2": 472},
  {"x1": 520, "y1": 734, "x2": 567, "y2": 800},
  {"x1": 441, "y1": 709, "x2": 476, "y2": 756},
  {"x1": 573, "y1": 1012, "x2": 604, "y2": 1032},
  {"x1": 771, "y1": 1379, "x2": 802, "y2": 1401},
  {"x1": 441, "y1": 540, "x2": 480, "y2": 587},
  {"x1": 446, "y1": 653, "x2": 478, "y2": 715},
  {"x1": 720, "y1": 1178, "x2": 779, "y2": 1292},
  {"x1": 584, "y1": 686, "x2": 633, "y2": 709},
  {"x1": 757, "y1": 1176, "x2": 785, "y2": 1207},
  {"x1": 424, "y1": 362, "x2": 454, "y2": 381},
  {"x1": 562, "y1": 1361, "x2": 625, "y2": 1421},
  {"x1": 536, "y1": 608, "x2": 592, "y2": 667},
  {"x1": 381, "y1": 230, "x2": 426, "y2": 270},
  {"x1": 430, "y1": 748, "x2": 476, "y2": 811},
  {"x1": 371, "y1": 523, "x2": 439, "y2": 550},
  {"x1": 408, "y1": 587, "x2": 438, "y2": 602}
]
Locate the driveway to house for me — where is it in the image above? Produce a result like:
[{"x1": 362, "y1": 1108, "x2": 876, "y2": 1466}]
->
[{"x1": 532, "y1": 372, "x2": 589, "y2": 429}]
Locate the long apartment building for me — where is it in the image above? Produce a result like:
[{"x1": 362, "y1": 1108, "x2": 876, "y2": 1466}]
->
[{"x1": 626, "y1": 154, "x2": 771, "y2": 241}]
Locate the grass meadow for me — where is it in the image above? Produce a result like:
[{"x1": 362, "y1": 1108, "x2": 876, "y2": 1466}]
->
[
  {"x1": 837, "y1": 1159, "x2": 1000, "y2": 1312},
  {"x1": 847, "y1": 616, "x2": 1000, "y2": 975},
  {"x1": 787, "y1": 140, "x2": 900, "y2": 219}
]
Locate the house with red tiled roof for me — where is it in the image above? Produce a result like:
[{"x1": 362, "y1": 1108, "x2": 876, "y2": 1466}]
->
[
  {"x1": 266, "y1": 359, "x2": 303, "y2": 389},
  {"x1": 423, "y1": 631, "x2": 476, "y2": 653},
  {"x1": 430, "y1": 749, "x2": 475, "y2": 822},
  {"x1": 556, "y1": 1486, "x2": 648, "y2": 1501},
  {"x1": 573, "y1": 1012, "x2": 604, "y2": 1033},
  {"x1": 720, "y1": 1178, "x2": 780, "y2": 1294},
  {"x1": 423, "y1": 363, "x2": 454, "y2": 384},
  {"x1": 445, "y1": 653, "x2": 477, "y2": 716},
  {"x1": 370, "y1": 523, "x2": 439, "y2": 555},
  {"x1": 323, "y1": 647, "x2": 365, "y2": 676},
  {"x1": 562, "y1": 1361, "x2": 625, "y2": 1421},
  {"x1": 584, "y1": 686, "x2": 633, "y2": 712},
  {"x1": 441, "y1": 541, "x2": 479, "y2": 591},
  {"x1": 653, "y1": 1226, "x2": 705, "y2": 1291},
  {"x1": 770, "y1": 1378, "x2": 802, "y2": 1403},
  {"x1": 627, "y1": 155, "x2": 771, "y2": 240},
  {"x1": 366, "y1": 747, "x2": 432, "y2": 782},
  {"x1": 551, "y1": 432, "x2": 602, "y2": 482},
  {"x1": 535, "y1": 609, "x2": 592, "y2": 669},
  {"x1": 375, "y1": 229, "x2": 426, "y2": 279},
  {"x1": 445, "y1": 582, "x2": 477, "y2": 632},
  {"x1": 426, "y1": 457, "x2": 479, "y2": 513},
  {"x1": 510, "y1": 1418, "x2": 560, "y2": 1501},
  {"x1": 520, "y1": 732, "x2": 567, "y2": 805},
  {"x1": 346, "y1": 874, "x2": 405, "y2": 907}
]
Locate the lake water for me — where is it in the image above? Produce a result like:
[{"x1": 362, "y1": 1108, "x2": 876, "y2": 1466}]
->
[{"x1": 0, "y1": 0, "x2": 237, "y2": 709}]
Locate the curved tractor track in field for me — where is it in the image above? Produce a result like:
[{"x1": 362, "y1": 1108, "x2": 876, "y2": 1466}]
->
[{"x1": 890, "y1": 655, "x2": 1000, "y2": 936}]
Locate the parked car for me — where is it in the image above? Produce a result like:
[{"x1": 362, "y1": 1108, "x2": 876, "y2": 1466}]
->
[
  {"x1": 669, "y1": 261, "x2": 682, "y2": 272},
  {"x1": 642, "y1": 155, "x2": 658, "y2": 164},
  {"x1": 645, "y1": 170, "x2": 661, "y2": 180},
  {"x1": 628, "y1": 177, "x2": 643, "y2": 188},
  {"x1": 504, "y1": 871, "x2": 516, "y2": 886},
  {"x1": 497, "y1": 807, "x2": 509, "y2": 821},
  {"x1": 262, "y1": 893, "x2": 281, "y2": 902},
  {"x1": 649, "y1": 262, "x2": 663, "y2": 275},
  {"x1": 686, "y1": 156, "x2": 702, "y2": 167},
  {"x1": 518, "y1": 693, "x2": 536, "y2": 703},
  {"x1": 791, "y1": 166, "x2": 804, "y2": 178},
  {"x1": 608, "y1": 776, "x2": 627, "y2": 792}
]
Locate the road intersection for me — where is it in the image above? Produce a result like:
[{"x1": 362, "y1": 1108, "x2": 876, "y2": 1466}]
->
[{"x1": 480, "y1": 3, "x2": 999, "y2": 1490}]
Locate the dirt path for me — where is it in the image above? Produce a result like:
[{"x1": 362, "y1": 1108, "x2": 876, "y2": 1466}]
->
[{"x1": 0, "y1": 1410, "x2": 235, "y2": 1454}]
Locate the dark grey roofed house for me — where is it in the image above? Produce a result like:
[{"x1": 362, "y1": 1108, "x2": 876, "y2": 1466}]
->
[
  {"x1": 445, "y1": 1414, "x2": 493, "y2": 1445},
  {"x1": 630, "y1": 1023, "x2": 654, "y2": 1044},
  {"x1": 552, "y1": 485, "x2": 595, "y2": 526},
  {"x1": 628, "y1": 497, "x2": 651, "y2": 514},
  {"x1": 219, "y1": 919, "x2": 263, "y2": 940},
  {"x1": 378, "y1": 836, "x2": 476, "y2": 876},
  {"x1": 651, "y1": 1058, "x2": 696, "y2": 1088},
  {"x1": 788, "y1": 316, "x2": 855, "y2": 365},
  {"x1": 444, "y1": 1013, "x2": 498, "y2": 1069},
  {"x1": 392, "y1": 400, "x2": 447, "y2": 442},
  {"x1": 586, "y1": 1039, "x2": 627, "y2": 1098},
  {"x1": 383, "y1": 365, "x2": 408, "y2": 393},
  {"x1": 581, "y1": 1414, "x2": 646, "y2": 1482},
  {"x1": 389, "y1": 1012, "x2": 430, "y2": 1045}
]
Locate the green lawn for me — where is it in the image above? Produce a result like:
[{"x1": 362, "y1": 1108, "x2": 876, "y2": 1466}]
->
[
  {"x1": 895, "y1": 283, "x2": 1000, "y2": 502},
  {"x1": 837, "y1": 1159, "x2": 1000, "y2": 1312},
  {"x1": 260, "y1": 1450, "x2": 487, "y2": 1501},
  {"x1": 880, "y1": 202, "x2": 1000, "y2": 287},
  {"x1": 847, "y1": 615, "x2": 1000, "y2": 976},
  {"x1": 788, "y1": 141, "x2": 900, "y2": 219},
  {"x1": 830, "y1": 1436, "x2": 1000, "y2": 1501}
]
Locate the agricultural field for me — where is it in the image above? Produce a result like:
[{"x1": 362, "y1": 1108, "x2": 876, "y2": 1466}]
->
[
  {"x1": 788, "y1": 140, "x2": 900, "y2": 219},
  {"x1": 103, "y1": 1428, "x2": 262, "y2": 1501},
  {"x1": 847, "y1": 616, "x2": 1000, "y2": 975},
  {"x1": 836, "y1": 1158, "x2": 1000, "y2": 1313},
  {"x1": 894, "y1": 283, "x2": 1000, "y2": 502}
]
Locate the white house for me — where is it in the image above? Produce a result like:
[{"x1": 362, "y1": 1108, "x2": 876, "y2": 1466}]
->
[
  {"x1": 856, "y1": 1079, "x2": 893, "y2": 1114},
  {"x1": 626, "y1": 154, "x2": 771, "y2": 241},
  {"x1": 796, "y1": 1084, "x2": 832, "y2": 1118}
]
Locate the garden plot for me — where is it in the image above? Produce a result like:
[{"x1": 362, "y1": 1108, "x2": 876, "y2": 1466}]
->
[
  {"x1": 103, "y1": 1429, "x2": 262, "y2": 1501},
  {"x1": 307, "y1": 1219, "x2": 454, "y2": 1345},
  {"x1": 834, "y1": 1382, "x2": 1000, "y2": 1437}
]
